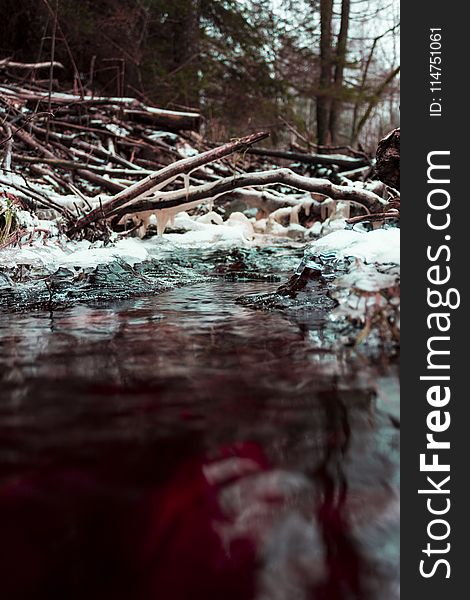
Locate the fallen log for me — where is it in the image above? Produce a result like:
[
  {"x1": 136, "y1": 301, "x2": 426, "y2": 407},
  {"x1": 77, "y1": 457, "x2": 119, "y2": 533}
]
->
[
  {"x1": 0, "y1": 85, "x2": 201, "y2": 131},
  {"x1": 116, "y1": 188, "x2": 314, "y2": 221},
  {"x1": 214, "y1": 189, "x2": 312, "y2": 214},
  {"x1": 123, "y1": 108, "x2": 200, "y2": 131}
]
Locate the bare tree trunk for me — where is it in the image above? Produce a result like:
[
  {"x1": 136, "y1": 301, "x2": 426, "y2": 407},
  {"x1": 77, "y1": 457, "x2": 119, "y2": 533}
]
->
[
  {"x1": 329, "y1": 0, "x2": 350, "y2": 144},
  {"x1": 171, "y1": 0, "x2": 201, "y2": 108},
  {"x1": 351, "y1": 66, "x2": 400, "y2": 144},
  {"x1": 316, "y1": 0, "x2": 334, "y2": 146},
  {"x1": 350, "y1": 38, "x2": 378, "y2": 143}
]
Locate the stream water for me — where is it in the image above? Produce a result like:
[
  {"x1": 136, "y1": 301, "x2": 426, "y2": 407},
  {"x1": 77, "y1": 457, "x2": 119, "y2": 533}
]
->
[{"x1": 0, "y1": 277, "x2": 399, "y2": 600}]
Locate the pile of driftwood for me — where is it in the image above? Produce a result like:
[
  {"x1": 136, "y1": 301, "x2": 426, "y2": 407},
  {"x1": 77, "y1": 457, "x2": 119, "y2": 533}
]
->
[{"x1": 0, "y1": 62, "x2": 399, "y2": 241}]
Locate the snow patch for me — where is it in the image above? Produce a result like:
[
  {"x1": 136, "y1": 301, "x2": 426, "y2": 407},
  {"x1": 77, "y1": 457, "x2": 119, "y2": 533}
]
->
[{"x1": 306, "y1": 228, "x2": 400, "y2": 265}]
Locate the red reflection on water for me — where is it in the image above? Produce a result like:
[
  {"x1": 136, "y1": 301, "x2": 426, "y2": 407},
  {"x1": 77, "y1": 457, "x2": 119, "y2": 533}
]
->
[{"x1": 0, "y1": 442, "x2": 291, "y2": 600}]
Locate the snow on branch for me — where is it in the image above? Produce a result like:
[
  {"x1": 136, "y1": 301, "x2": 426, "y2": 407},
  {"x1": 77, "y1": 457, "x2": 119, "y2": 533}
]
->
[
  {"x1": 69, "y1": 131, "x2": 270, "y2": 233},
  {"x1": 111, "y1": 168, "x2": 387, "y2": 221}
]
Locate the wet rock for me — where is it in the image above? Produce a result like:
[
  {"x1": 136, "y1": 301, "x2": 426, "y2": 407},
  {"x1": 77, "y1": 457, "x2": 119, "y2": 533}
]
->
[
  {"x1": 146, "y1": 244, "x2": 303, "y2": 280},
  {"x1": 0, "y1": 271, "x2": 13, "y2": 290},
  {"x1": 0, "y1": 258, "x2": 204, "y2": 312},
  {"x1": 238, "y1": 261, "x2": 336, "y2": 314},
  {"x1": 238, "y1": 228, "x2": 400, "y2": 353},
  {"x1": 238, "y1": 245, "x2": 347, "y2": 314}
]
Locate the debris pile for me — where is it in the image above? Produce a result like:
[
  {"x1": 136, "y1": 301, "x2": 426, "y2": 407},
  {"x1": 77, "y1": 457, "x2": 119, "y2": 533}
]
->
[{"x1": 0, "y1": 67, "x2": 399, "y2": 243}]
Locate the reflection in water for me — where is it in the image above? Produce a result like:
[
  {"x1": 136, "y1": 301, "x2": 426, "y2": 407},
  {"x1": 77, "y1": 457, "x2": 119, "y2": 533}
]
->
[{"x1": 0, "y1": 281, "x2": 399, "y2": 599}]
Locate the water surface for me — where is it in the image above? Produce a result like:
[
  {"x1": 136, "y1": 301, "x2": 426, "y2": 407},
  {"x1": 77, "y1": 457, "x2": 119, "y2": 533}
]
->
[{"x1": 0, "y1": 279, "x2": 399, "y2": 600}]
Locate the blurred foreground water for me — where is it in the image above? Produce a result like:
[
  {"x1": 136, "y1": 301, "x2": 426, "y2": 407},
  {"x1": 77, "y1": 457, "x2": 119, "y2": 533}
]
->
[{"x1": 0, "y1": 276, "x2": 399, "y2": 600}]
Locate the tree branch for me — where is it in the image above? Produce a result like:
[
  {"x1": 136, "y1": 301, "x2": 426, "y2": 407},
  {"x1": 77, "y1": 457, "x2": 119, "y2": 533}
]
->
[
  {"x1": 69, "y1": 131, "x2": 269, "y2": 232},
  {"x1": 112, "y1": 168, "x2": 386, "y2": 221},
  {"x1": 352, "y1": 66, "x2": 400, "y2": 143}
]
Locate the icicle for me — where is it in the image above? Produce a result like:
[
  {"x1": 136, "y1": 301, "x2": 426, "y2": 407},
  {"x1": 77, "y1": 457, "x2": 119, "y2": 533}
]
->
[
  {"x1": 289, "y1": 204, "x2": 301, "y2": 225},
  {"x1": 107, "y1": 138, "x2": 115, "y2": 155},
  {"x1": 269, "y1": 207, "x2": 292, "y2": 226},
  {"x1": 183, "y1": 173, "x2": 190, "y2": 201},
  {"x1": 331, "y1": 201, "x2": 350, "y2": 220},
  {"x1": 330, "y1": 200, "x2": 337, "y2": 218},
  {"x1": 152, "y1": 198, "x2": 214, "y2": 236},
  {"x1": 321, "y1": 198, "x2": 336, "y2": 221},
  {"x1": 173, "y1": 167, "x2": 200, "y2": 204},
  {"x1": 137, "y1": 220, "x2": 147, "y2": 239},
  {"x1": 156, "y1": 209, "x2": 171, "y2": 237}
]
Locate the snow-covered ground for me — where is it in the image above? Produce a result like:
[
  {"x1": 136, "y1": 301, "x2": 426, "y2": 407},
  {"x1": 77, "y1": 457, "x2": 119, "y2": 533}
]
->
[{"x1": 304, "y1": 228, "x2": 400, "y2": 266}]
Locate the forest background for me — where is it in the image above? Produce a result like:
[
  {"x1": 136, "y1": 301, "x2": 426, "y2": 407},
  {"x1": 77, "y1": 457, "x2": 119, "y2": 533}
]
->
[{"x1": 0, "y1": 0, "x2": 400, "y2": 151}]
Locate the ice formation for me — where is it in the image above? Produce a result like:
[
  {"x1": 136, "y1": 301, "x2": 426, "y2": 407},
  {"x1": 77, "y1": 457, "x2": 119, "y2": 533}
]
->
[
  {"x1": 152, "y1": 211, "x2": 256, "y2": 247},
  {"x1": 0, "y1": 237, "x2": 150, "y2": 271},
  {"x1": 297, "y1": 227, "x2": 400, "y2": 337}
]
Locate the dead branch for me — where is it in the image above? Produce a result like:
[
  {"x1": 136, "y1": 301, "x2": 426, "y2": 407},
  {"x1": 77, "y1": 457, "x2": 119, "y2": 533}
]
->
[
  {"x1": 0, "y1": 65, "x2": 396, "y2": 245},
  {"x1": 123, "y1": 108, "x2": 200, "y2": 130},
  {"x1": 75, "y1": 169, "x2": 126, "y2": 194},
  {"x1": 346, "y1": 210, "x2": 399, "y2": 225},
  {"x1": 0, "y1": 85, "x2": 201, "y2": 130},
  {"x1": 1, "y1": 124, "x2": 12, "y2": 170},
  {"x1": 11, "y1": 154, "x2": 153, "y2": 177},
  {"x1": 13, "y1": 128, "x2": 56, "y2": 158},
  {"x1": 337, "y1": 165, "x2": 372, "y2": 181},
  {"x1": 70, "y1": 131, "x2": 269, "y2": 232},
  {"x1": 246, "y1": 147, "x2": 369, "y2": 170},
  {"x1": 0, "y1": 176, "x2": 69, "y2": 215},
  {"x1": 0, "y1": 59, "x2": 64, "y2": 70},
  {"x1": 112, "y1": 168, "x2": 386, "y2": 220},
  {"x1": 0, "y1": 112, "x2": 55, "y2": 146}
]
